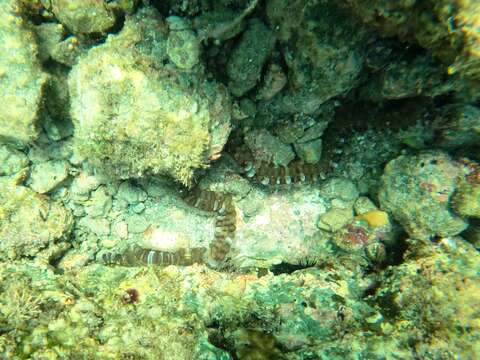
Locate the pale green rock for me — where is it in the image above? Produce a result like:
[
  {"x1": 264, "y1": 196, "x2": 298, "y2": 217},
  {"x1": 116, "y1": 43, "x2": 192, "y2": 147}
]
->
[
  {"x1": 42, "y1": 115, "x2": 74, "y2": 142},
  {"x1": 50, "y1": 0, "x2": 116, "y2": 35},
  {"x1": 294, "y1": 138, "x2": 322, "y2": 164},
  {"x1": 78, "y1": 217, "x2": 111, "y2": 237},
  {"x1": 452, "y1": 181, "x2": 480, "y2": 218},
  {"x1": 318, "y1": 206, "x2": 354, "y2": 232},
  {"x1": 69, "y1": 171, "x2": 103, "y2": 203},
  {"x1": 106, "y1": 0, "x2": 139, "y2": 14},
  {"x1": 244, "y1": 129, "x2": 295, "y2": 166},
  {"x1": 227, "y1": 19, "x2": 276, "y2": 97},
  {"x1": 354, "y1": 196, "x2": 378, "y2": 215},
  {"x1": 0, "y1": 179, "x2": 73, "y2": 260},
  {"x1": 126, "y1": 214, "x2": 149, "y2": 234},
  {"x1": 319, "y1": 178, "x2": 359, "y2": 202},
  {"x1": 0, "y1": 1, "x2": 48, "y2": 146},
  {"x1": 0, "y1": 145, "x2": 29, "y2": 176},
  {"x1": 111, "y1": 220, "x2": 128, "y2": 240},
  {"x1": 27, "y1": 160, "x2": 69, "y2": 194},
  {"x1": 167, "y1": 28, "x2": 200, "y2": 70},
  {"x1": 34, "y1": 22, "x2": 64, "y2": 63},
  {"x1": 298, "y1": 121, "x2": 329, "y2": 143},
  {"x1": 116, "y1": 181, "x2": 147, "y2": 205},
  {"x1": 84, "y1": 186, "x2": 112, "y2": 218},
  {"x1": 131, "y1": 202, "x2": 146, "y2": 214},
  {"x1": 379, "y1": 151, "x2": 468, "y2": 239}
]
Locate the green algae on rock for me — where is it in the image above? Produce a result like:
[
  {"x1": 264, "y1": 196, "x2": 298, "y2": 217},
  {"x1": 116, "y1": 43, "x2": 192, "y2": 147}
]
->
[
  {"x1": 0, "y1": 178, "x2": 73, "y2": 261},
  {"x1": 69, "y1": 9, "x2": 232, "y2": 185},
  {"x1": 0, "y1": 145, "x2": 29, "y2": 176},
  {"x1": 344, "y1": 0, "x2": 480, "y2": 82},
  {"x1": 1, "y1": 1, "x2": 480, "y2": 358},
  {"x1": 50, "y1": 0, "x2": 117, "y2": 36},
  {"x1": 166, "y1": 16, "x2": 201, "y2": 70},
  {"x1": 373, "y1": 237, "x2": 480, "y2": 358},
  {"x1": 0, "y1": 0, "x2": 48, "y2": 147}
]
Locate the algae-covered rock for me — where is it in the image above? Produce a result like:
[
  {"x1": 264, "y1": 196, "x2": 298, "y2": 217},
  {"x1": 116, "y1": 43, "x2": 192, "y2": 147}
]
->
[
  {"x1": 0, "y1": 145, "x2": 29, "y2": 176},
  {"x1": 0, "y1": 179, "x2": 73, "y2": 261},
  {"x1": 0, "y1": 0, "x2": 48, "y2": 146},
  {"x1": 267, "y1": 0, "x2": 365, "y2": 112},
  {"x1": 434, "y1": 103, "x2": 480, "y2": 148},
  {"x1": 344, "y1": 0, "x2": 480, "y2": 81},
  {"x1": 0, "y1": 259, "x2": 372, "y2": 359},
  {"x1": 227, "y1": 19, "x2": 276, "y2": 97},
  {"x1": 3, "y1": 1, "x2": 480, "y2": 358},
  {"x1": 27, "y1": 159, "x2": 69, "y2": 194},
  {"x1": 360, "y1": 54, "x2": 454, "y2": 100},
  {"x1": 69, "y1": 8, "x2": 232, "y2": 185},
  {"x1": 452, "y1": 160, "x2": 480, "y2": 219},
  {"x1": 374, "y1": 237, "x2": 480, "y2": 359},
  {"x1": 243, "y1": 129, "x2": 295, "y2": 167},
  {"x1": 166, "y1": 16, "x2": 201, "y2": 70},
  {"x1": 379, "y1": 151, "x2": 468, "y2": 239},
  {"x1": 453, "y1": 181, "x2": 480, "y2": 218},
  {"x1": 231, "y1": 183, "x2": 330, "y2": 268},
  {"x1": 50, "y1": 0, "x2": 116, "y2": 36},
  {"x1": 34, "y1": 22, "x2": 65, "y2": 63}
]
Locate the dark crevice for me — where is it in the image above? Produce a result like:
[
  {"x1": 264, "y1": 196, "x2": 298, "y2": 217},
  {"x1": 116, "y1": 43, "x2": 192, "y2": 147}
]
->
[
  {"x1": 270, "y1": 261, "x2": 317, "y2": 275},
  {"x1": 207, "y1": 329, "x2": 238, "y2": 359},
  {"x1": 387, "y1": 233, "x2": 410, "y2": 266}
]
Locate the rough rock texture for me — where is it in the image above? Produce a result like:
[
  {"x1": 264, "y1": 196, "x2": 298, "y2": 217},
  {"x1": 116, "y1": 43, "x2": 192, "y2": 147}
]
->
[
  {"x1": 0, "y1": 145, "x2": 29, "y2": 176},
  {"x1": 0, "y1": 0, "x2": 48, "y2": 146},
  {"x1": 69, "y1": 9, "x2": 232, "y2": 185},
  {"x1": 266, "y1": 0, "x2": 365, "y2": 114},
  {"x1": 373, "y1": 237, "x2": 480, "y2": 358},
  {"x1": 1, "y1": 236, "x2": 478, "y2": 359},
  {"x1": 344, "y1": 0, "x2": 480, "y2": 82},
  {"x1": 452, "y1": 160, "x2": 480, "y2": 219},
  {"x1": 0, "y1": 179, "x2": 73, "y2": 261},
  {"x1": 166, "y1": 16, "x2": 201, "y2": 70},
  {"x1": 434, "y1": 103, "x2": 480, "y2": 148},
  {"x1": 27, "y1": 159, "x2": 69, "y2": 194},
  {"x1": 379, "y1": 151, "x2": 468, "y2": 239},
  {"x1": 227, "y1": 19, "x2": 276, "y2": 97},
  {"x1": 50, "y1": 0, "x2": 116, "y2": 36},
  {"x1": 2, "y1": 1, "x2": 480, "y2": 358}
]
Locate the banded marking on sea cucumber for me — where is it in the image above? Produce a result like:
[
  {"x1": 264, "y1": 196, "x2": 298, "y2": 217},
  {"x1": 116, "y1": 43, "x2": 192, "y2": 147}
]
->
[
  {"x1": 232, "y1": 145, "x2": 325, "y2": 187},
  {"x1": 183, "y1": 188, "x2": 237, "y2": 262},
  {"x1": 100, "y1": 246, "x2": 206, "y2": 267}
]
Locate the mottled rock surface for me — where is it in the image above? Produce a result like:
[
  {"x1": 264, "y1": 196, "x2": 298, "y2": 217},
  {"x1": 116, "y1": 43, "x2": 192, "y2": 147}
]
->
[
  {"x1": 379, "y1": 151, "x2": 468, "y2": 239},
  {"x1": 0, "y1": 1, "x2": 48, "y2": 146},
  {"x1": 69, "y1": 9, "x2": 232, "y2": 185}
]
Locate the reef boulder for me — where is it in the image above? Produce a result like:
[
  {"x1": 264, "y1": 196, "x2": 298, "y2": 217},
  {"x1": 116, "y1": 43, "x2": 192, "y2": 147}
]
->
[
  {"x1": 0, "y1": 1, "x2": 48, "y2": 146},
  {"x1": 379, "y1": 151, "x2": 468, "y2": 240},
  {"x1": 69, "y1": 9, "x2": 232, "y2": 185}
]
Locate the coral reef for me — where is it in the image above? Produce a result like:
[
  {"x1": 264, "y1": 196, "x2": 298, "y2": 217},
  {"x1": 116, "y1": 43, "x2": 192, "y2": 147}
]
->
[{"x1": 1, "y1": 0, "x2": 480, "y2": 358}]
